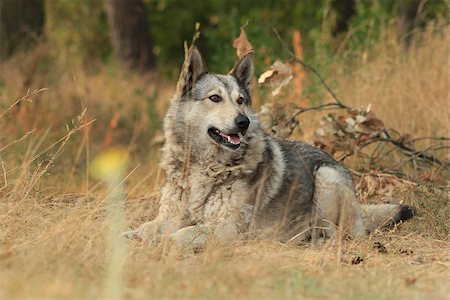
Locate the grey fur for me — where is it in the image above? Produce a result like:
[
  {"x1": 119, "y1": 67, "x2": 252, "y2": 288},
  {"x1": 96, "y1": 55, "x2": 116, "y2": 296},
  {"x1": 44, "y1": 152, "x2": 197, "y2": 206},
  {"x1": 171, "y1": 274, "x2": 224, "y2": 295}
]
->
[{"x1": 124, "y1": 46, "x2": 414, "y2": 248}]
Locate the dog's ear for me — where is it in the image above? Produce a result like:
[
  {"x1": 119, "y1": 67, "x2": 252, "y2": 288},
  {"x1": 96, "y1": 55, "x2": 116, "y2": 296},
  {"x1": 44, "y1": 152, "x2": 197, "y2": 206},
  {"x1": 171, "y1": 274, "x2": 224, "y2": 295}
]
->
[
  {"x1": 229, "y1": 51, "x2": 255, "y2": 90},
  {"x1": 176, "y1": 45, "x2": 207, "y2": 97}
]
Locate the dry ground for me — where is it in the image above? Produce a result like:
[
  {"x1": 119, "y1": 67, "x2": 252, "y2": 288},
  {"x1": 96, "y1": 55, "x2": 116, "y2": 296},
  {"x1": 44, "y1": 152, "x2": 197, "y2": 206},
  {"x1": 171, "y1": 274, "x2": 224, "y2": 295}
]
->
[
  {"x1": 0, "y1": 24, "x2": 448, "y2": 299},
  {"x1": 0, "y1": 180, "x2": 448, "y2": 300}
]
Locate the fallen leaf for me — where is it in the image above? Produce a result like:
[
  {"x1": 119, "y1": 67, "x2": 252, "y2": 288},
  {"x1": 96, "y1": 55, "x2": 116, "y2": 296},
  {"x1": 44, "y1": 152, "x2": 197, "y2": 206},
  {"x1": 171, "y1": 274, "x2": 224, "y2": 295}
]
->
[
  {"x1": 258, "y1": 60, "x2": 292, "y2": 85},
  {"x1": 373, "y1": 241, "x2": 388, "y2": 254},
  {"x1": 258, "y1": 60, "x2": 293, "y2": 95},
  {"x1": 258, "y1": 69, "x2": 278, "y2": 85},
  {"x1": 233, "y1": 28, "x2": 253, "y2": 59},
  {"x1": 404, "y1": 277, "x2": 417, "y2": 286}
]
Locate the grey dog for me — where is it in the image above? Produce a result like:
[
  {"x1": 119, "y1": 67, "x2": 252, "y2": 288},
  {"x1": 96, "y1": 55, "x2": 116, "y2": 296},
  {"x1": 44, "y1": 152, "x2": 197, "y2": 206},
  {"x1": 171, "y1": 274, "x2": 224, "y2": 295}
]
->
[{"x1": 124, "y1": 46, "x2": 414, "y2": 248}]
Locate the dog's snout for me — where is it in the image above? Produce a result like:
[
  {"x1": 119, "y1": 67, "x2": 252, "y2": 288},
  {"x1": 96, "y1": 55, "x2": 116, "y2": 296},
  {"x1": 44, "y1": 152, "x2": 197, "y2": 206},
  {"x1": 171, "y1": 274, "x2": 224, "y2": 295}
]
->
[{"x1": 235, "y1": 114, "x2": 250, "y2": 130}]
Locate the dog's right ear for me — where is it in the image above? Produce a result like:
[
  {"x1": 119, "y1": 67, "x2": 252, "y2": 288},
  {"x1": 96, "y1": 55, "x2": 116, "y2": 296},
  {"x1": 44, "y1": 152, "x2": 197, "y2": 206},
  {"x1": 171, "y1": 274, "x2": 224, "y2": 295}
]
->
[{"x1": 176, "y1": 45, "x2": 207, "y2": 97}]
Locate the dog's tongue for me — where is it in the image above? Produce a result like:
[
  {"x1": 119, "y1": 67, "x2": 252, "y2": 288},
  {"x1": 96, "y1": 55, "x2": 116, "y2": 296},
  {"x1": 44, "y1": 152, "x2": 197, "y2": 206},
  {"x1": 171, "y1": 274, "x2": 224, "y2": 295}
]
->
[
  {"x1": 228, "y1": 134, "x2": 241, "y2": 144},
  {"x1": 219, "y1": 132, "x2": 241, "y2": 144}
]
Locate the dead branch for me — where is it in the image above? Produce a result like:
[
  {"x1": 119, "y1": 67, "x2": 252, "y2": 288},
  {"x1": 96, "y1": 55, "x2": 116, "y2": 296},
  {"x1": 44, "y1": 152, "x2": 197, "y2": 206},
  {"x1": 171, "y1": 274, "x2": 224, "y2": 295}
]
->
[
  {"x1": 269, "y1": 26, "x2": 349, "y2": 109},
  {"x1": 267, "y1": 25, "x2": 449, "y2": 169}
]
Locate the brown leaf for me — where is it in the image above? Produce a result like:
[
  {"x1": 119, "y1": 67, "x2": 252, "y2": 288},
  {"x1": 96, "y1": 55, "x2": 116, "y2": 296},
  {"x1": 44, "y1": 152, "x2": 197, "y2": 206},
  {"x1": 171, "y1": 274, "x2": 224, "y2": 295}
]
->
[
  {"x1": 404, "y1": 277, "x2": 417, "y2": 286},
  {"x1": 373, "y1": 241, "x2": 388, "y2": 254},
  {"x1": 341, "y1": 254, "x2": 364, "y2": 265},
  {"x1": 258, "y1": 61, "x2": 293, "y2": 84},
  {"x1": 272, "y1": 60, "x2": 293, "y2": 75},
  {"x1": 258, "y1": 103, "x2": 299, "y2": 138},
  {"x1": 398, "y1": 247, "x2": 414, "y2": 255},
  {"x1": 362, "y1": 117, "x2": 385, "y2": 131},
  {"x1": 258, "y1": 60, "x2": 293, "y2": 96},
  {"x1": 346, "y1": 108, "x2": 359, "y2": 116},
  {"x1": 351, "y1": 256, "x2": 364, "y2": 265},
  {"x1": 233, "y1": 28, "x2": 253, "y2": 59}
]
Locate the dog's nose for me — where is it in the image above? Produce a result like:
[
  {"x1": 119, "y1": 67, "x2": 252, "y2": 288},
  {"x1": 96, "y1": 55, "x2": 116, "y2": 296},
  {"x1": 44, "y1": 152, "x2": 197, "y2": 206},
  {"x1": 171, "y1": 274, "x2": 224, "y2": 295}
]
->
[{"x1": 235, "y1": 114, "x2": 250, "y2": 130}]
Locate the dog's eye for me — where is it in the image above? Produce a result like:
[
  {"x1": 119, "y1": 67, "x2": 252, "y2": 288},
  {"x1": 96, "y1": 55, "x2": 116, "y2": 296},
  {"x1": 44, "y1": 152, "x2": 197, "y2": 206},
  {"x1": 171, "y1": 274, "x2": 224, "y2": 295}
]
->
[
  {"x1": 237, "y1": 97, "x2": 244, "y2": 105},
  {"x1": 209, "y1": 95, "x2": 222, "y2": 102}
]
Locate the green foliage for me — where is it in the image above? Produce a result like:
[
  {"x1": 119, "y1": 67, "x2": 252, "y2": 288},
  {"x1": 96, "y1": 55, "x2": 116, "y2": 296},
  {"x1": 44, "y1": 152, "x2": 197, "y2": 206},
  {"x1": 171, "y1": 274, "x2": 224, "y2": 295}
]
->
[
  {"x1": 146, "y1": 0, "x2": 333, "y2": 75},
  {"x1": 45, "y1": 0, "x2": 111, "y2": 69},
  {"x1": 346, "y1": 0, "x2": 396, "y2": 54},
  {"x1": 38, "y1": 0, "x2": 448, "y2": 78}
]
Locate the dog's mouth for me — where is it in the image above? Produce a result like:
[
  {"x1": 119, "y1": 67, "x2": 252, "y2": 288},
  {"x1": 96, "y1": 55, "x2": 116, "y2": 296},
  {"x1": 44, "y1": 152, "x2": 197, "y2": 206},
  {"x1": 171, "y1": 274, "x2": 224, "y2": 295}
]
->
[{"x1": 208, "y1": 127, "x2": 243, "y2": 149}]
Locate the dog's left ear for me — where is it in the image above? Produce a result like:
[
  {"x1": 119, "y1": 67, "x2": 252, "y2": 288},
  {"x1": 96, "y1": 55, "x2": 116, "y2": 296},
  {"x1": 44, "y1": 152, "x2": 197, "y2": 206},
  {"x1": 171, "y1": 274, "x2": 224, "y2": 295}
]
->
[
  {"x1": 229, "y1": 51, "x2": 255, "y2": 90},
  {"x1": 176, "y1": 45, "x2": 207, "y2": 97}
]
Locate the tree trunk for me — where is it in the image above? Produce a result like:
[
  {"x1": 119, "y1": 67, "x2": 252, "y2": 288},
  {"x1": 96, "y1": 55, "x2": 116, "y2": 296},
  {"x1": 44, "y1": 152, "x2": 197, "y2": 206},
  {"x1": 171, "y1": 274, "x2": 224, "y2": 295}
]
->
[
  {"x1": 0, "y1": 0, "x2": 45, "y2": 59},
  {"x1": 105, "y1": 0, "x2": 155, "y2": 72},
  {"x1": 332, "y1": 0, "x2": 355, "y2": 36}
]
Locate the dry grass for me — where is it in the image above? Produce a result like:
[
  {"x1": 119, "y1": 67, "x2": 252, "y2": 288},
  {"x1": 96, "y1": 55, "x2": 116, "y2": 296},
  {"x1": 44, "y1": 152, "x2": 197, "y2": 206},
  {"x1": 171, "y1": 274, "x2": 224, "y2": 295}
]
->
[
  {"x1": 339, "y1": 24, "x2": 449, "y2": 140},
  {"x1": 0, "y1": 23, "x2": 448, "y2": 299}
]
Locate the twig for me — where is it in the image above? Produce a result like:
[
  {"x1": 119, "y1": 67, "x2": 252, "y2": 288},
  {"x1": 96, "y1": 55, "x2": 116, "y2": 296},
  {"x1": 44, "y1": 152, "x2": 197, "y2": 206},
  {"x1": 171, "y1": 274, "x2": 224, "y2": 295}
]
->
[
  {"x1": 191, "y1": 22, "x2": 201, "y2": 45},
  {"x1": 0, "y1": 129, "x2": 37, "y2": 153},
  {"x1": 410, "y1": 136, "x2": 450, "y2": 142},
  {"x1": 387, "y1": 145, "x2": 449, "y2": 171},
  {"x1": 1, "y1": 160, "x2": 6, "y2": 189},
  {"x1": 6, "y1": 119, "x2": 95, "y2": 175},
  {"x1": 382, "y1": 130, "x2": 446, "y2": 166},
  {"x1": 348, "y1": 168, "x2": 418, "y2": 186},
  {"x1": 0, "y1": 88, "x2": 47, "y2": 119},
  {"x1": 261, "y1": 22, "x2": 449, "y2": 168},
  {"x1": 285, "y1": 102, "x2": 346, "y2": 126},
  {"x1": 266, "y1": 25, "x2": 352, "y2": 128},
  {"x1": 341, "y1": 136, "x2": 448, "y2": 167},
  {"x1": 269, "y1": 25, "x2": 349, "y2": 109},
  {"x1": 20, "y1": 109, "x2": 91, "y2": 199}
]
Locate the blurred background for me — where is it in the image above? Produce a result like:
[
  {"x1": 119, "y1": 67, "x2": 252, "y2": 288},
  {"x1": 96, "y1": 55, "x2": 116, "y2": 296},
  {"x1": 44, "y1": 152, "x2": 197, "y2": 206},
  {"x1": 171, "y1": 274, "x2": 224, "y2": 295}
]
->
[{"x1": 1, "y1": 0, "x2": 447, "y2": 72}]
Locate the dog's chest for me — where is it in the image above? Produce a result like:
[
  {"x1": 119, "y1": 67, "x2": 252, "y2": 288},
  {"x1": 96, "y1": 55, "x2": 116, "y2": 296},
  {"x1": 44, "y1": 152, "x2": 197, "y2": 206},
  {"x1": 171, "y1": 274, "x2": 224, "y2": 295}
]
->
[{"x1": 186, "y1": 171, "x2": 250, "y2": 223}]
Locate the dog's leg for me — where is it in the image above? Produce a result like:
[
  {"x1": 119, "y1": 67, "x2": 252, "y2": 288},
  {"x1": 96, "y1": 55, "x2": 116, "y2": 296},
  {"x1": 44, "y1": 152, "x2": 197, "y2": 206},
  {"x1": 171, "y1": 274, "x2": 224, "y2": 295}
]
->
[
  {"x1": 168, "y1": 225, "x2": 209, "y2": 251},
  {"x1": 313, "y1": 166, "x2": 365, "y2": 240},
  {"x1": 123, "y1": 199, "x2": 181, "y2": 241},
  {"x1": 123, "y1": 182, "x2": 189, "y2": 241},
  {"x1": 122, "y1": 217, "x2": 182, "y2": 242},
  {"x1": 122, "y1": 220, "x2": 159, "y2": 241},
  {"x1": 168, "y1": 221, "x2": 241, "y2": 251}
]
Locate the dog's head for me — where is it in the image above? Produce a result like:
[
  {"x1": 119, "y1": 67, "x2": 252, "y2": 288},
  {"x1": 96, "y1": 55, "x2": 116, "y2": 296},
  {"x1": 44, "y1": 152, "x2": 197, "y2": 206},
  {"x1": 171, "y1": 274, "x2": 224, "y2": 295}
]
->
[{"x1": 166, "y1": 46, "x2": 259, "y2": 155}]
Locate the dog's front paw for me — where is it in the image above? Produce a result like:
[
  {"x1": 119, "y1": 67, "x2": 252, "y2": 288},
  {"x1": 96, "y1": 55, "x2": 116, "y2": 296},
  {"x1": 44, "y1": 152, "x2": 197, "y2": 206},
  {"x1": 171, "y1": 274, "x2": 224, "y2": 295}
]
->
[
  {"x1": 168, "y1": 225, "x2": 208, "y2": 252},
  {"x1": 121, "y1": 229, "x2": 143, "y2": 240},
  {"x1": 121, "y1": 220, "x2": 162, "y2": 243}
]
